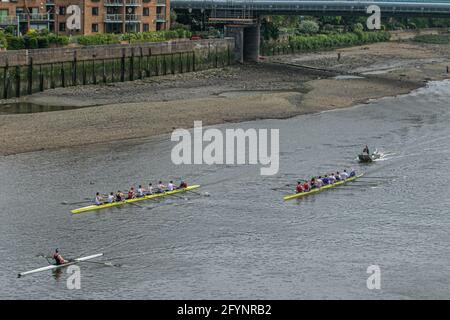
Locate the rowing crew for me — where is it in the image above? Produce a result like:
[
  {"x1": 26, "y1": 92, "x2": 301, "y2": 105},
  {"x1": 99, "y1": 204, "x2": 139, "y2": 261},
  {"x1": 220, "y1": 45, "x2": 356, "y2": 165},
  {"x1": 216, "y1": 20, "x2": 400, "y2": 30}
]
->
[
  {"x1": 95, "y1": 180, "x2": 188, "y2": 205},
  {"x1": 295, "y1": 169, "x2": 356, "y2": 193}
]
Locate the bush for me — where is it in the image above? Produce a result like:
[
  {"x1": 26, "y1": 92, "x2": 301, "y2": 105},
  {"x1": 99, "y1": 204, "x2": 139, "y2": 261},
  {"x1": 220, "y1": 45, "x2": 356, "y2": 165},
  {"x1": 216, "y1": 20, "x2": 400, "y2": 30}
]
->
[
  {"x1": 77, "y1": 33, "x2": 120, "y2": 45},
  {"x1": 298, "y1": 20, "x2": 320, "y2": 34}
]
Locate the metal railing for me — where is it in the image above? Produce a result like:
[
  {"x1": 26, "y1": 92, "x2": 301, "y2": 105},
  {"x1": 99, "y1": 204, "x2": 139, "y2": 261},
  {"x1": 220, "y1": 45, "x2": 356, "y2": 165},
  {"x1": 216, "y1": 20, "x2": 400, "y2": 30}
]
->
[
  {"x1": 17, "y1": 13, "x2": 50, "y2": 21},
  {"x1": 156, "y1": 14, "x2": 167, "y2": 21},
  {"x1": 0, "y1": 16, "x2": 19, "y2": 25},
  {"x1": 104, "y1": 0, "x2": 142, "y2": 5},
  {"x1": 104, "y1": 13, "x2": 142, "y2": 22}
]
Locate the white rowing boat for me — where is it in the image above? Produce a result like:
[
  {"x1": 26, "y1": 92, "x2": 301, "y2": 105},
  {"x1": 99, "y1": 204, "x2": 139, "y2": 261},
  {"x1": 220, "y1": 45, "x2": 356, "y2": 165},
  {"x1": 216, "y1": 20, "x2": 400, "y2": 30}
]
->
[{"x1": 18, "y1": 253, "x2": 104, "y2": 278}]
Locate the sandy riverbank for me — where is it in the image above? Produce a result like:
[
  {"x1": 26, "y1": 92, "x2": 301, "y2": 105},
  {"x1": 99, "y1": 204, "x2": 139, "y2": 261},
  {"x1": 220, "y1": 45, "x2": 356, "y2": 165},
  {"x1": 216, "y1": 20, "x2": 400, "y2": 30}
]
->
[{"x1": 1, "y1": 40, "x2": 450, "y2": 156}]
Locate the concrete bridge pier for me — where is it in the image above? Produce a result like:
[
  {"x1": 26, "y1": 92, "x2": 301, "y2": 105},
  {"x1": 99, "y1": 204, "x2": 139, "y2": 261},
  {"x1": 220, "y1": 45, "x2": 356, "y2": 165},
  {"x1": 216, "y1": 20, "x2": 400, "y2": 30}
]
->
[{"x1": 225, "y1": 23, "x2": 260, "y2": 63}]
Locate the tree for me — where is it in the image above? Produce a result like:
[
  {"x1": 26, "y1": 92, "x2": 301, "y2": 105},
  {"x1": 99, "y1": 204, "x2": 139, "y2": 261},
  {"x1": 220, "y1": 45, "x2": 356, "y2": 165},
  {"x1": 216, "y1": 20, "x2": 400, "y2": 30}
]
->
[{"x1": 298, "y1": 20, "x2": 319, "y2": 34}]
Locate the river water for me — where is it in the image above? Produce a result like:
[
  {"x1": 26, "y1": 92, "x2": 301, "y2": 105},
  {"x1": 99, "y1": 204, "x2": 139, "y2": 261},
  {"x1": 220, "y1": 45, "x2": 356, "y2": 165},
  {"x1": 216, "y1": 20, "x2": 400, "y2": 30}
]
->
[{"x1": 1, "y1": 80, "x2": 450, "y2": 299}]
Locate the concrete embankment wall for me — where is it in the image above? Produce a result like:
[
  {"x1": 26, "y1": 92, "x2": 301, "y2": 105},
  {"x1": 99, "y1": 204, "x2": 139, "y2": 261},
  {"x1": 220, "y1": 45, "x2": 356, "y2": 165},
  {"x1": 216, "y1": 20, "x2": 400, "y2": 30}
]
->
[
  {"x1": 0, "y1": 38, "x2": 234, "y2": 99},
  {"x1": 0, "y1": 38, "x2": 234, "y2": 67}
]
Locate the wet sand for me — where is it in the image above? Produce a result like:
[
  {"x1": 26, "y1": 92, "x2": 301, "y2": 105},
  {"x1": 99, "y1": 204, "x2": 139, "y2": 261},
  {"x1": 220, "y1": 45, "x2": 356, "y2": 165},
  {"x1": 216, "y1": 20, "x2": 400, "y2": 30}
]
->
[{"x1": 1, "y1": 40, "x2": 450, "y2": 156}]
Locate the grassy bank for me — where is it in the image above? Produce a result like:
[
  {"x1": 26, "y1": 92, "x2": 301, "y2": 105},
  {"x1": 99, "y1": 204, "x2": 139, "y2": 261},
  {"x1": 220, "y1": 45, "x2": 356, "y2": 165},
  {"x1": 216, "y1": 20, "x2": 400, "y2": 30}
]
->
[
  {"x1": 412, "y1": 34, "x2": 450, "y2": 44},
  {"x1": 261, "y1": 31, "x2": 391, "y2": 56}
]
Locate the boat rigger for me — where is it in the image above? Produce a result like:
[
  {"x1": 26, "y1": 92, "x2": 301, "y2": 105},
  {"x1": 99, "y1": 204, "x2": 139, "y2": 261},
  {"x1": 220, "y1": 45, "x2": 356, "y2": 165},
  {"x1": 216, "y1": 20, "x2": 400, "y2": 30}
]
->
[
  {"x1": 71, "y1": 185, "x2": 201, "y2": 214},
  {"x1": 18, "y1": 253, "x2": 104, "y2": 278}
]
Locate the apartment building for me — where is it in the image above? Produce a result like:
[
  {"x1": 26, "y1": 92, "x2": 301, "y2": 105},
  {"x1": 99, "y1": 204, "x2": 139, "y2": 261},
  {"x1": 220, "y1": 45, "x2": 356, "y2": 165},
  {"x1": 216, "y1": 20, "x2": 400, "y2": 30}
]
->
[{"x1": 0, "y1": 0, "x2": 170, "y2": 35}]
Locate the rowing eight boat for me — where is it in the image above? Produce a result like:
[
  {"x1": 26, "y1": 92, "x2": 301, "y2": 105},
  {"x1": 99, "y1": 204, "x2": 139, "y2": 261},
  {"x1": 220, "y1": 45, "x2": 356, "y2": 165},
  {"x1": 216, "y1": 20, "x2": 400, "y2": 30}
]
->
[
  {"x1": 18, "y1": 253, "x2": 104, "y2": 278},
  {"x1": 71, "y1": 185, "x2": 201, "y2": 214},
  {"x1": 283, "y1": 174, "x2": 364, "y2": 201}
]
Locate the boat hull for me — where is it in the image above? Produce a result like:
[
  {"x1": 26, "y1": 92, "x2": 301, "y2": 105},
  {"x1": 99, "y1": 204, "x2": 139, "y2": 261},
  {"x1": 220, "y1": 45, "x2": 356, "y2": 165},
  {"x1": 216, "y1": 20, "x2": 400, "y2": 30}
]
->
[
  {"x1": 283, "y1": 174, "x2": 364, "y2": 201},
  {"x1": 18, "y1": 253, "x2": 104, "y2": 278},
  {"x1": 71, "y1": 185, "x2": 201, "y2": 214}
]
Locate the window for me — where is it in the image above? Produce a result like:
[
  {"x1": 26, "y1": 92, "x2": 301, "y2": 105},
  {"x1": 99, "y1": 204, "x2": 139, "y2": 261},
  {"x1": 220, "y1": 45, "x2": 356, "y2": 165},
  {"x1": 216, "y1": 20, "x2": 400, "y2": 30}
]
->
[
  {"x1": 143, "y1": 0, "x2": 150, "y2": 3},
  {"x1": 59, "y1": 6, "x2": 66, "y2": 15},
  {"x1": 92, "y1": 23, "x2": 98, "y2": 32},
  {"x1": 92, "y1": 7, "x2": 98, "y2": 16},
  {"x1": 143, "y1": 23, "x2": 149, "y2": 32},
  {"x1": 156, "y1": 7, "x2": 162, "y2": 14},
  {"x1": 143, "y1": 7, "x2": 149, "y2": 16},
  {"x1": 59, "y1": 22, "x2": 66, "y2": 32},
  {"x1": 30, "y1": 7, "x2": 39, "y2": 14},
  {"x1": 0, "y1": 10, "x2": 8, "y2": 17}
]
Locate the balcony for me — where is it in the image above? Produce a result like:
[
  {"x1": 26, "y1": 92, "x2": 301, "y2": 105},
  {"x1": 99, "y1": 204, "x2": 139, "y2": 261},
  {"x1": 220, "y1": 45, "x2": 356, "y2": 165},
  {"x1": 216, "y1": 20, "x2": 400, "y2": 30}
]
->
[
  {"x1": 156, "y1": 14, "x2": 166, "y2": 22},
  {"x1": 104, "y1": 0, "x2": 141, "y2": 6},
  {"x1": 17, "y1": 13, "x2": 50, "y2": 22},
  {"x1": 104, "y1": 14, "x2": 142, "y2": 22},
  {"x1": 0, "y1": 16, "x2": 19, "y2": 25},
  {"x1": 46, "y1": 0, "x2": 55, "y2": 5},
  {"x1": 156, "y1": 0, "x2": 166, "y2": 6}
]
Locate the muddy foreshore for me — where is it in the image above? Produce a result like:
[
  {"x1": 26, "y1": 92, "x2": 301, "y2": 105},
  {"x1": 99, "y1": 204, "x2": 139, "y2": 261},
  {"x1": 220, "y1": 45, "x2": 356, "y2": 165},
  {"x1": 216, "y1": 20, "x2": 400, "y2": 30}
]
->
[{"x1": 1, "y1": 40, "x2": 449, "y2": 156}]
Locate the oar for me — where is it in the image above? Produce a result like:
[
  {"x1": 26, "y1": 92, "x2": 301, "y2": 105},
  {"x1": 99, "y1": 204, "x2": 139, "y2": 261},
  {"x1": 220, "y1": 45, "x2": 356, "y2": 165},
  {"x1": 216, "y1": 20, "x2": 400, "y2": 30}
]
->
[
  {"x1": 61, "y1": 198, "x2": 92, "y2": 205},
  {"x1": 79, "y1": 260, "x2": 122, "y2": 268}
]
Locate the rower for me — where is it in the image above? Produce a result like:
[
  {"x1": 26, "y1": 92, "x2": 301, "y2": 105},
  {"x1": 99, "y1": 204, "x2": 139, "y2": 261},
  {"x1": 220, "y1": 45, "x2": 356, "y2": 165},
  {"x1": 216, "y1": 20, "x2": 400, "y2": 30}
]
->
[
  {"x1": 127, "y1": 187, "x2": 135, "y2": 199},
  {"x1": 329, "y1": 173, "x2": 336, "y2": 184},
  {"x1": 341, "y1": 170, "x2": 349, "y2": 180},
  {"x1": 95, "y1": 192, "x2": 103, "y2": 205},
  {"x1": 167, "y1": 181, "x2": 176, "y2": 191},
  {"x1": 310, "y1": 177, "x2": 316, "y2": 189},
  {"x1": 296, "y1": 182, "x2": 304, "y2": 193},
  {"x1": 116, "y1": 190, "x2": 124, "y2": 202},
  {"x1": 349, "y1": 169, "x2": 356, "y2": 177},
  {"x1": 322, "y1": 175, "x2": 330, "y2": 185},
  {"x1": 303, "y1": 181, "x2": 310, "y2": 192},
  {"x1": 179, "y1": 180, "x2": 188, "y2": 189},
  {"x1": 107, "y1": 192, "x2": 114, "y2": 203},
  {"x1": 157, "y1": 181, "x2": 166, "y2": 193},
  {"x1": 137, "y1": 185, "x2": 145, "y2": 197},
  {"x1": 53, "y1": 249, "x2": 68, "y2": 266},
  {"x1": 335, "y1": 172, "x2": 342, "y2": 181},
  {"x1": 316, "y1": 176, "x2": 323, "y2": 188},
  {"x1": 363, "y1": 145, "x2": 370, "y2": 155},
  {"x1": 147, "y1": 183, "x2": 154, "y2": 195}
]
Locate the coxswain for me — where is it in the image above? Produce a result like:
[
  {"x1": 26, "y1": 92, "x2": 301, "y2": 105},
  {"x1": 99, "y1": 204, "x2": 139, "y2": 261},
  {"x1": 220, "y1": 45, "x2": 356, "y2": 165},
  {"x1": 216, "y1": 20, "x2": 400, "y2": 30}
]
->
[
  {"x1": 107, "y1": 192, "x2": 114, "y2": 203},
  {"x1": 127, "y1": 187, "x2": 135, "y2": 199},
  {"x1": 296, "y1": 182, "x2": 304, "y2": 193},
  {"x1": 95, "y1": 192, "x2": 103, "y2": 205},
  {"x1": 167, "y1": 181, "x2": 176, "y2": 191},
  {"x1": 179, "y1": 180, "x2": 188, "y2": 189},
  {"x1": 53, "y1": 249, "x2": 68, "y2": 266},
  {"x1": 363, "y1": 145, "x2": 370, "y2": 155},
  {"x1": 157, "y1": 181, "x2": 166, "y2": 193}
]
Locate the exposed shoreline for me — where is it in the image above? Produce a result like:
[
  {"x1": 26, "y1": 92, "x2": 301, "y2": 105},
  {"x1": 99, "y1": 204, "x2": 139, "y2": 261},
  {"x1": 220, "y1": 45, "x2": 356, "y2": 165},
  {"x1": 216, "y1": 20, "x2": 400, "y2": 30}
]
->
[{"x1": 1, "y1": 40, "x2": 450, "y2": 156}]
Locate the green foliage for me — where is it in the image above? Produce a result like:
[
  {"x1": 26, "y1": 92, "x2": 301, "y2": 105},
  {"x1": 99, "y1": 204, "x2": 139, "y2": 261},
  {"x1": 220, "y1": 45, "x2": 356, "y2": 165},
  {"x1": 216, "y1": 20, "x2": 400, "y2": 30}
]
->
[
  {"x1": 261, "y1": 19, "x2": 280, "y2": 41},
  {"x1": 4, "y1": 29, "x2": 69, "y2": 50},
  {"x1": 262, "y1": 31, "x2": 391, "y2": 55},
  {"x1": 77, "y1": 33, "x2": 121, "y2": 45},
  {"x1": 413, "y1": 34, "x2": 450, "y2": 44},
  {"x1": 297, "y1": 20, "x2": 320, "y2": 34}
]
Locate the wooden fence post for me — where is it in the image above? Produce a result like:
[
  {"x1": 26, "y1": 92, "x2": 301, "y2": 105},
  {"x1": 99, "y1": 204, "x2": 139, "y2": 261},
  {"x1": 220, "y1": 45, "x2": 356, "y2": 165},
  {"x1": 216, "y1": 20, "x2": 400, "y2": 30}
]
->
[
  {"x1": 61, "y1": 62, "x2": 65, "y2": 88},
  {"x1": 120, "y1": 48, "x2": 125, "y2": 82},
  {"x1": 15, "y1": 65, "x2": 21, "y2": 97},
  {"x1": 72, "y1": 51, "x2": 77, "y2": 85},
  {"x1": 27, "y1": 57, "x2": 33, "y2": 95},
  {"x1": 3, "y1": 62, "x2": 9, "y2": 99},
  {"x1": 129, "y1": 48, "x2": 134, "y2": 81}
]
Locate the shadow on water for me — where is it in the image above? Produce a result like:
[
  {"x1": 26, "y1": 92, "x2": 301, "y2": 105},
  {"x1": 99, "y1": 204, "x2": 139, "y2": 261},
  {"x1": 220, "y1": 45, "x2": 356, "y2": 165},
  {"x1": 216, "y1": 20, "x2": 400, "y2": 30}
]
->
[{"x1": 0, "y1": 102, "x2": 82, "y2": 115}]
